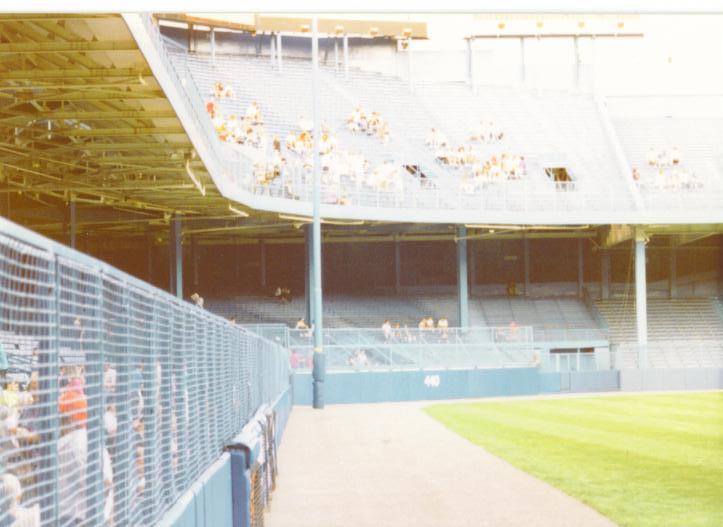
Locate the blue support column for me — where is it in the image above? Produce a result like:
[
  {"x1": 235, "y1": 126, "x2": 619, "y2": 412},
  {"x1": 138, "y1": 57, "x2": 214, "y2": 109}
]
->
[
  {"x1": 669, "y1": 238, "x2": 677, "y2": 299},
  {"x1": 394, "y1": 238, "x2": 401, "y2": 294},
  {"x1": 69, "y1": 199, "x2": 77, "y2": 249},
  {"x1": 305, "y1": 225, "x2": 313, "y2": 325},
  {"x1": 577, "y1": 238, "x2": 584, "y2": 298},
  {"x1": 260, "y1": 240, "x2": 267, "y2": 289},
  {"x1": 635, "y1": 234, "x2": 648, "y2": 368},
  {"x1": 523, "y1": 237, "x2": 530, "y2": 297},
  {"x1": 601, "y1": 250, "x2": 611, "y2": 300},
  {"x1": 457, "y1": 226, "x2": 469, "y2": 329},
  {"x1": 171, "y1": 215, "x2": 183, "y2": 299},
  {"x1": 311, "y1": 18, "x2": 325, "y2": 409}
]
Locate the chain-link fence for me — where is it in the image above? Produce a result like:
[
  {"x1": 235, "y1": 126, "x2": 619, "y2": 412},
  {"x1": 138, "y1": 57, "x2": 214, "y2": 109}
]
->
[{"x1": 0, "y1": 217, "x2": 290, "y2": 526}]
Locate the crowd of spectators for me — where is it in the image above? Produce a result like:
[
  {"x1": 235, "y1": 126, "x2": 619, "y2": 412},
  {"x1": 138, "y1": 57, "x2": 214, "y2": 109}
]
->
[
  {"x1": 632, "y1": 146, "x2": 698, "y2": 190},
  {"x1": 346, "y1": 106, "x2": 391, "y2": 143},
  {"x1": 426, "y1": 123, "x2": 527, "y2": 190},
  {"x1": 0, "y1": 330, "x2": 190, "y2": 527}
]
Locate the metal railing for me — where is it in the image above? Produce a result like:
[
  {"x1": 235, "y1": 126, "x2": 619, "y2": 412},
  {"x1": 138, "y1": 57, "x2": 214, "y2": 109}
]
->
[
  {"x1": 284, "y1": 326, "x2": 535, "y2": 371},
  {"x1": 0, "y1": 216, "x2": 290, "y2": 527}
]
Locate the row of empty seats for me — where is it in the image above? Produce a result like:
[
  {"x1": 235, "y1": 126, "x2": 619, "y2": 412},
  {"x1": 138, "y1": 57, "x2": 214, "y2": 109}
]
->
[
  {"x1": 596, "y1": 297, "x2": 723, "y2": 343},
  {"x1": 206, "y1": 294, "x2": 602, "y2": 334}
]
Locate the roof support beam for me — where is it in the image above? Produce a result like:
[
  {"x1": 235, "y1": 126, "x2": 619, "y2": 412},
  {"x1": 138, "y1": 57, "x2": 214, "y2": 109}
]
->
[
  {"x1": 0, "y1": 67, "x2": 152, "y2": 80},
  {"x1": 0, "y1": 40, "x2": 138, "y2": 53}
]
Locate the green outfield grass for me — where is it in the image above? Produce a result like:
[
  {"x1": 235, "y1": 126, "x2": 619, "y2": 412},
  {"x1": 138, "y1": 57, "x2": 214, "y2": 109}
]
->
[{"x1": 425, "y1": 392, "x2": 723, "y2": 527}]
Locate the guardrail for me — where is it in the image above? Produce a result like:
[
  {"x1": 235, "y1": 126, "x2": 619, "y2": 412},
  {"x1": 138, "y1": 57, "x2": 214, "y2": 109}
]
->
[{"x1": 0, "y1": 217, "x2": 290, "y2": 527}]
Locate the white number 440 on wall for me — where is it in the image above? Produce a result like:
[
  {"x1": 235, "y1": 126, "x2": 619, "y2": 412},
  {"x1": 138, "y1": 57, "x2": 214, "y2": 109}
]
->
[{"x1": 424, "y1": 375, "x2": 440, "y2": 388}]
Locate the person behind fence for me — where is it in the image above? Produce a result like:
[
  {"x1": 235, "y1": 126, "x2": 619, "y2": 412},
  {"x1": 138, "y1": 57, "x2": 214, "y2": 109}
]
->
[
  {"x1": 57, "y1": 379, "x2": 88, "y2": 525},
  {"x1": 0, "y1": 472, "x2": 40, "y2": 527},
  {"x1": 437, "y1": 316, "x2": 449, "y2": 341},
  {"x1": 0, "y1": 343, "x2": 7, "y2": 388},
  {"x1": 381, "y1": 320, "x2": 392, "y2": 342}
]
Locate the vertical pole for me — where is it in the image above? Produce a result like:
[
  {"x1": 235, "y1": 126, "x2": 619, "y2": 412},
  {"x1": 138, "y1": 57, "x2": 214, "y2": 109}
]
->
[
  {"x1": 210, "y1": 27, "x2": 216, "y2": 67},
  {"x1": 69, "y1": 199, "x2": 77, "y2": 249},
  {"x1": 191, "y1": 236, "x2": 199, "y2": 290},
  {"x1": 147, "y1": 233, "x2": 153, "y2": 284},
  {"x1": 574, "y1": 35, "x2": 581, "y2": 87},
  {"x1": 407, "y1": 37, "x2": 414, "y2": 93},
  {"x1": 305, "y1": 226, "x2": 312, "y2": 325},
  {"x1": 635, "y1": 234, "x2": 648, "y2": 368},
  {"x1": 171, "y1": 215, "x2": 183, "y2": 299},
  {"x1": 394, "y1": 237, "x2": 401, "y2": 294},
  {"x1": 577, "y1": 238, "x2": 584, "y2": 298},
  {"x1": 343, "y1": 34, "x2": 349, "y2": 80},
  {"x1": 86, "y1": 271, "x2": 105, "y2": 523},
  {"x1": 259, "y1": 240, "x2": 267, "y2": 288},
  {"x1": 457, "y1": 226, "x2": 469, "y2": 329},
  {"x1": 334, "y1": 37, "x2": 339, "y2": 73},
  {"x1": 270, "y1": 32, "x2": 275, "y2": 67},
  {"x1": 311, "y1": 17, "x2": 325, "y2": 409},
  {"x1": 520, "y1": 37, "x2": 526, "y2": 85},
  {"x1": 277, "y1": 33, "x2": 283, "y2": 72},
  {"x1": 38, "y1": 257, "x2": 61, "y2": 524},
  {"x1": 669, "y1": 238, "x2": 677, "y2": 299},
  {"x1": 524, "y1": 237, "x2": 531, "y2": 297},
  {"x1": 469, "y1": 240, "x2": 476, "y2": 294},
  {"x1": 466, "y1": 37, "x2": 474, "y2": 87},
  {"x1": 601, "y1": 250, "x2": 610, "y2": 300}
]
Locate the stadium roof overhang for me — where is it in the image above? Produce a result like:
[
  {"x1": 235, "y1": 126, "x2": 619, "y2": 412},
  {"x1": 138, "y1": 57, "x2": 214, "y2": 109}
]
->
[
  {"x1": 0, "y1": 13, "x2": 265, "y2": 243},
  {"x1": 156, "y1": 13, "x2": 428, "y2": 39}
]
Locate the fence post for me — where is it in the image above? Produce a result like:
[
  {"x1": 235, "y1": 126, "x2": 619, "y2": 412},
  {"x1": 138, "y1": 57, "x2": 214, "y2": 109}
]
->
[
  {"x1": 38, "y1": 255, "x2": 61, "y2": 524},
  {"x1": 113, "y1": 285, "x2": 132, "y2": 526},
  {"x1": 85, "y1": 270, "x2": 106, "y2": 523}
]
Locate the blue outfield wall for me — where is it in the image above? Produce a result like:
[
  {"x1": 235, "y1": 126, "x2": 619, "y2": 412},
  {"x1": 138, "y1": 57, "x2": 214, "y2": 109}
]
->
[
  {"x1": 294, "y1": 369, "x2": 621, "y2": 405},
  {"x1": 157, "y1": 386, "x2": 293, "y2": 527}
]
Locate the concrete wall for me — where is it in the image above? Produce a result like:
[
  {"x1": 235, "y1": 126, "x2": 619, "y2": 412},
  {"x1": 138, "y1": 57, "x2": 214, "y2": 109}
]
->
[
  {"x1": 293, "y1": 369, "x2": 622, "y2": 405},
  {"x1": 620, "y1": 368, "x2": 723, "y2": 392}
]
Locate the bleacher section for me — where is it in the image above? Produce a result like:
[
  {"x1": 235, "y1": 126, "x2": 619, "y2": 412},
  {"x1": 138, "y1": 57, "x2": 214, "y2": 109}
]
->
[
  {"x1": 598, "y1": 298, "x2": 723, "y2": 369},
  {"x1": 167, "y1": 48, "x2": 639, "y2": 211},
  {"x1": 596, "y1": 297, "x2": 723, "y2": 342},
  {"x1": 613, "y1": 117, "x2": 723, "y2": 204}
]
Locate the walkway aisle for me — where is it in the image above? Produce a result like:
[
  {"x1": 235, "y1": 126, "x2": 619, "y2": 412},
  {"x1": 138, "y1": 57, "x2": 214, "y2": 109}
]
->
[{"x1": 265, "y1": 402, "x2": 616, "y2": 527}]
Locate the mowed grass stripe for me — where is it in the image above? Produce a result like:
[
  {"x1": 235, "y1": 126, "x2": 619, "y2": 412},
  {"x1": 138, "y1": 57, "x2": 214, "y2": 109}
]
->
[
  {"x1": 425, "y1": 392, "x2": 723, "y2": 527},
  {"x1": 435, "y1": 402, "x2": 723, "y2": 468}
]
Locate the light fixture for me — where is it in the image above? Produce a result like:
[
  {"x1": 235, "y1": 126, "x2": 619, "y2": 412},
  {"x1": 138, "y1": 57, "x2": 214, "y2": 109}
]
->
[
  {"x1": 299, "y1": 24, "x2": 310, "y2": 33},
  {"x1": 228, "y1": 203, "x2": 249, "y2": 217},
  {"x1": 185, "y1": 159, "x2": 206, "y2": 196},
  {"x1": 402, "y1": 28, "x2": 412, "y2": 38}
]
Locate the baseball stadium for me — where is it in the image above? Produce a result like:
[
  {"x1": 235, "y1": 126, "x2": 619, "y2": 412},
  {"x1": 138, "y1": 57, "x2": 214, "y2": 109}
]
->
[{"x1": 0, "y1": 6, "x2": 722, "y2": 527}]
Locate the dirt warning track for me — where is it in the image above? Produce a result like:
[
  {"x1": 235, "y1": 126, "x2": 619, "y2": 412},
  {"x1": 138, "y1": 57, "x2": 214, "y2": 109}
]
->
[{"x1": 265, "y1": 402, "x2": 616, "y2": 527}]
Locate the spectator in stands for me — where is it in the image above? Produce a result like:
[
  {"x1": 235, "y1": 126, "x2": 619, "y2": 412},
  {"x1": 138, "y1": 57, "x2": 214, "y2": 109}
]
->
[
  {"x1": 0, "y1": 343, "x2": 7, "y2": 388},
  {"x1": 0, "y1": 473, "x2": 40, "y2": 527},
  {"x1": 57, "y1": 381, "x2": 88, "y2": 525},
  {"x1": 381, "y1": 320, "x2": 392, "y2": 342},
  {"x1": 437, "y1": 316, "x2": 449, "y2": 341},
  {"x1": 190, "y1": 293, "x2": 204, "y2": 309},
  {"x1": 295, "y1": 318, "x2": 311, "y2": 339}
]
